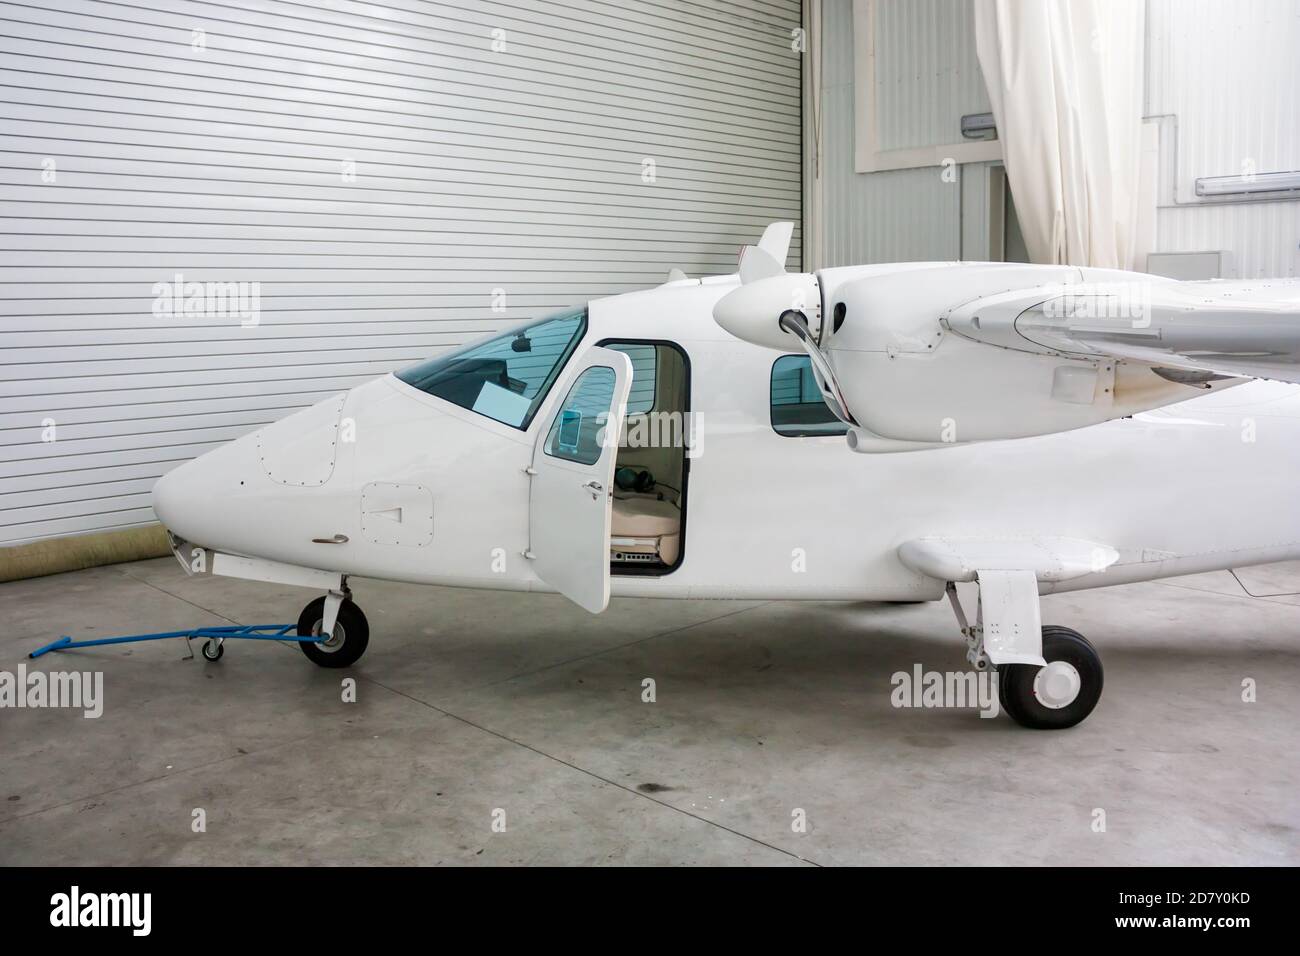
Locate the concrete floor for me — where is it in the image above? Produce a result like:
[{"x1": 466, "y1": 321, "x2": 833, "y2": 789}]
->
[{"x1": 1, "y1": 556, "x2": 1298, "y2": 866}]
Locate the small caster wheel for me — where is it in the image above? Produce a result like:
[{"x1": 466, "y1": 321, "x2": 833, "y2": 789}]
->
[
  {"x1": 999, "y1": 626, "x2": 1103, "y2": 729},
  {"x1": 201, "y1": 639, "x2": 224, "y2": 662},
  {"x1": 298, "y1": 596, "x2": 369, "y2": 668}
]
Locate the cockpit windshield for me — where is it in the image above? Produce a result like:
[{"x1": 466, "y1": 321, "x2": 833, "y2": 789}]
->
[{"x1": 395, "y1": 306, "x2": 588, "y2": 429}]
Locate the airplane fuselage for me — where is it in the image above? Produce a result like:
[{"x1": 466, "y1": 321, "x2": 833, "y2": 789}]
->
[{"x1": 153, "y1": 274, "x2": 1300, "y2": 605}]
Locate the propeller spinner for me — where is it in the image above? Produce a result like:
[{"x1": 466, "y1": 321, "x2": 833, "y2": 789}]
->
[{"x1": 712, "y1": 253, "x2": 858, "y2": 428}]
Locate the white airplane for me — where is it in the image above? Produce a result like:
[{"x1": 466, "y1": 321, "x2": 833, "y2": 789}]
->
[{"x1": 151, "y1": 222, "x2": 1300, "y2": 729}]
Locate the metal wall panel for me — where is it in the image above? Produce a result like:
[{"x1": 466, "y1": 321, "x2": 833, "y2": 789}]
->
[
  {"x1": 873, "y1": 0, "x2": 990, "y2": 152},
  {"x1": 1146, "y1": 0, "x2": 1300, "y2": 278},
  {"x1": 0, "y1": 0, "x2": 803, "y2": 545},
  {"x1": 819, "y1": 0, "x2": 962, "y2": 267}
]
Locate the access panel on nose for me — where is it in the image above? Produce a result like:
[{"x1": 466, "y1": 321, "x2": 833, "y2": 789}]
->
[
  {"x1": 361, "y1": 481, "x2": 434, "y2": 547},
  {"x1": 257, "y1": 393, "x2": 347, "y2": 487}
]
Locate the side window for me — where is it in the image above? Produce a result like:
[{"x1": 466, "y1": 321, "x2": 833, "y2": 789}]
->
[
  {"x1": 604, "y1": 344, "x2": 657, "y2": 414},
  {"x1": 770, "y1": 355, "x2": 849, "y2": 437},
  {"x1": 544, "y1": 366, "x2": 617, "y2": 465}
]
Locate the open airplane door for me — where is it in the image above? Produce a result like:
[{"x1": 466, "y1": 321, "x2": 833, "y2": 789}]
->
[{"x1": 528, "y1": 347, "x2": 633, "y2": 613}]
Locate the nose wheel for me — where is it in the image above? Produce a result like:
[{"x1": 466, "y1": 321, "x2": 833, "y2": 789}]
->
[{"x1": 298, "y1": 595, "x2": 369, "y2": 668}]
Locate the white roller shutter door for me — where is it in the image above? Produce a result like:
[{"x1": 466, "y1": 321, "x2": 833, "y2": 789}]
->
[{"x1": 0, "y1": 0, "x2": 802, "y2": 545}]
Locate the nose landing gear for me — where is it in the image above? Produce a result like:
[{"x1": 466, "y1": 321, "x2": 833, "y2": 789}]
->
[{"x1": 297, "y1": 593, "x2": 369, "y2": 668}]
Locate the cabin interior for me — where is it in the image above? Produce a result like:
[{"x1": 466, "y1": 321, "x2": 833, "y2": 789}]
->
[{"x1": 604, "y1": 342, "x2": 689, "y2": 575}]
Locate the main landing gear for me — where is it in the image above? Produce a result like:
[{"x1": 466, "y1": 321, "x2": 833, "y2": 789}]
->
[
  {"x1": 297, "y1": 585, "x2": 370, "y2": 668},
  {"x1": 998, "y1": 626, "x2": 1104, "y2": 729},
  {"x1": 945, "y1": 582, "x2": 1103, "y2": 729}
]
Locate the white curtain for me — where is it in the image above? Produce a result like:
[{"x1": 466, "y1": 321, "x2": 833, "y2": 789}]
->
[{"x1": 974, "y1": 0, "x2": 1146, "y2": 269}]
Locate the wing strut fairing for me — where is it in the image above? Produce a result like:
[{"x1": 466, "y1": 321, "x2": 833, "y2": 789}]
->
[{"x1": 900, "y1": 536, "x2": 1120, "y2": 668}]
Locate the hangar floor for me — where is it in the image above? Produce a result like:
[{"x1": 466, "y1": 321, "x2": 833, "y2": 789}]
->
[{"x1": 1, "y1": 555, "x2": 1297, "y2": 866}]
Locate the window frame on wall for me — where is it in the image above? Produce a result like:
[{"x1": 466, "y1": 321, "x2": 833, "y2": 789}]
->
[{"x1": 852, "y1": 0, "x2": 1003, "y2": 173}]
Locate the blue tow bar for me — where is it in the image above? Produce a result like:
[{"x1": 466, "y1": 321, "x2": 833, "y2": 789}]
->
[{"x1": 29, "y1": 624, "x2": 324, "y2": 659}]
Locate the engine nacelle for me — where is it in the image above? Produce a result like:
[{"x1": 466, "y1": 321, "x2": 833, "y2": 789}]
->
[{"x1": 715, "y1": 262, "x2": 1244, "y2": 447}]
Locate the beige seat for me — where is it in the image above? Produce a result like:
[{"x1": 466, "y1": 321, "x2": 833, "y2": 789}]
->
[{"x1": 611, "y1": 495, "x2": 681, "y2": 565}]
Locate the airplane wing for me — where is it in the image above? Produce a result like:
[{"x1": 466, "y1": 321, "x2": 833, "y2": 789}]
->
[
  {"x1": 953, "y1": 278, "x2": 1300, "y2": 385},
  {"x1": 714, "y1": 227, "x2": 1300, "y2": 445},
  {"x1": 713, "y1": 250, "x2": 1300, "y2": 446}
]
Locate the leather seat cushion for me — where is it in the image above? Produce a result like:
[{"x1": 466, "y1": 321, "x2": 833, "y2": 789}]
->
[{"x1": 611, "y1": 496, "x2": 680, "y2": 538}]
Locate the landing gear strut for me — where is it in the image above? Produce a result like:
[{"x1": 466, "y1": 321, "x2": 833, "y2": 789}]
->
[
  {"x1": 298, "y1": 589, "x2": 369, "y2": 668},
  {"x1": 945, "y1": 582, "x2": 1103, "y2": 729}
]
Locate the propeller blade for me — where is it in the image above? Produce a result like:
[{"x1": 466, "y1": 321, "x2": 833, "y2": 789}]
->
[
  {"x1": 777, "y1": 311, "x2": 858, "y2": 427},
  {"x1": 738, "y1": 245, "x2": 785, "y2": 284},
  {"x1": 757, "y1": 222, "x2": 794, "y2": 269}
]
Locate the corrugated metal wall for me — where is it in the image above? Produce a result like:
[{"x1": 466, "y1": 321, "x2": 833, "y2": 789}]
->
[
  {"x1": 872, "y1": 0, "x2": 990, "y2": 152},
  {"x1": 1146, "y1": 0, "x2": 1300, "y2": 278},
  {"x1": 0, "y1": 0, "x2": 803, "y2": 546}
]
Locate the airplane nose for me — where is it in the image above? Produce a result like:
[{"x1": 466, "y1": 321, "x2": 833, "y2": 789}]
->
[
  {"x1": 150, "y1": 391, "x2": 353, "y2": 558},
  {"x1": 150, "y1": 465, "x2": 183, "y2": 529},
  {"x1": 151, "y1": 444, "x2": 236, "y2": 545}
]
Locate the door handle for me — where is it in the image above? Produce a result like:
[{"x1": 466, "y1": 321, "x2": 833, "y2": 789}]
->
[{"x1": 582, "y1": 480, "x2": 604, "y2": 499}]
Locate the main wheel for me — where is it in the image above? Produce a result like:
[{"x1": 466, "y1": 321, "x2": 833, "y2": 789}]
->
[
  {"x1": 998, "y1": 626, "x2": 1103, "y2": 729},
  {"x1": 297, "y1": 596, "x2": 369, "y2": 668},
  {"x1": 201, "y1": 639, "x2": 224, "y2": 662}
]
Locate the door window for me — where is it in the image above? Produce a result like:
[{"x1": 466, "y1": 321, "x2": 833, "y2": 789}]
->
[{"x1": 544, "y1": 366, "x2": 617, "y2": 465}]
